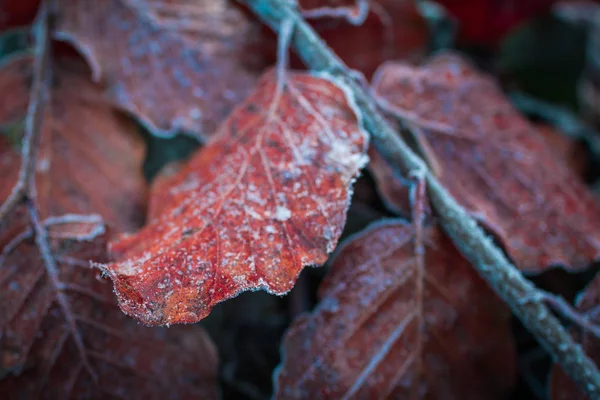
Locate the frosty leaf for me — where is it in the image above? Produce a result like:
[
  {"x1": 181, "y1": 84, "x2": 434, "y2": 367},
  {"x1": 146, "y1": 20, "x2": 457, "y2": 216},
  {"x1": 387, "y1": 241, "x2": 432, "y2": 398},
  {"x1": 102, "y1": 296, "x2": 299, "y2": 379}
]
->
[
  {"x1": 371, "y1": 53, "x2": 600, "y2": 272},
  {"x1": 275, "y1": 220, "x2": 516, "y2": 399},
  {"x1": 0, "y1": 55, "x2": 218, "y2": 398},
  {"x1": 549, "y1": 273, "x2": 600, "y2": 400},
  {"x1": 53, "y1": 0, "x2": 262, "y2": 139},
  {"x1": 104, "y1": 70, "x2": 369, "y2": 326}
]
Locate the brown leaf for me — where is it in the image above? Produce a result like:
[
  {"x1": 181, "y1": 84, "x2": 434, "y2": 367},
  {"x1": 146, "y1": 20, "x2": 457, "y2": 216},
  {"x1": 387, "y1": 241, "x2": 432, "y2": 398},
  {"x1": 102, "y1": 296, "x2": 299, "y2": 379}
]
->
[
  {"x1": 371, "y1": 53, "x2": 600, "y2": 272},
  {"x1": 0, "y1": 55, "x2": 218, "y2": 398},
  {"x1": 275, "y1": 220, "x2": 516, "y2": 399},
  {"x1": 104, "y1": 70, "x2": 369, "y2": 326},
  {"x1": 549, "y1": 272, "x2": 600, "y2": 400},
  {"x1": 54, "y1": 0, "x2": 263, "y2": 139}
]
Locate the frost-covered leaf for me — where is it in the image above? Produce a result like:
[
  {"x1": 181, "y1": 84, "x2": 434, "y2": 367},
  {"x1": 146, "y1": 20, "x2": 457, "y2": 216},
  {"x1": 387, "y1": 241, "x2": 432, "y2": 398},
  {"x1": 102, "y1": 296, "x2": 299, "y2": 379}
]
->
[
  {"x1": 0, "y1": 55, "x2": 218, "y2": 399},
  {"x1": 54, "y1": 0, "x2": 263, "y2": 139},
  {"x1": 549, "y1": 272, "x2": 600, "y2": 400},
  {"x1": 104, "y1": 70, "x2": 369, "y2": 326},
  {"x1": 275, "y1": 220, "x2": 516, "y2": 399},
  {"x1": 371, "y1": 53, "x2": 600, "y2": 272}
]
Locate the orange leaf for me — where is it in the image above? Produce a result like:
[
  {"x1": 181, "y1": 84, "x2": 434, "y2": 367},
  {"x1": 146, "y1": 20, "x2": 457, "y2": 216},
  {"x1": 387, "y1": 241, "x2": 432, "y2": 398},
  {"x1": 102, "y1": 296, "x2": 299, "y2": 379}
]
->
[
  {"x1": 0, "y1": 55, "x2": 218, "y2": 398},
  {"x1": 103, "y1": 70, "x2": 369, "y2": 326},
  {"x1": 275, "y1": 220, "x2": 516, "y2": 399},
  {"x1": 371, "y1": 54, "x2": 600, "y2": 272},
  {"x1": 54, "y1": 0, "x2": 263, "y2": 139}
]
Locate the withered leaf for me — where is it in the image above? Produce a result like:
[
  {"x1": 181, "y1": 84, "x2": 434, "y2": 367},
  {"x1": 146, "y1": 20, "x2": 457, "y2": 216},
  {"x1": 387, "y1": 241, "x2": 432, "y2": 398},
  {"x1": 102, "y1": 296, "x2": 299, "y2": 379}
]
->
[
  {"x1": 54, "y1": 0, "x2": 262, "y2": 139},
  {"x1": 371, "y1": 53, "x2": 600, "y2": 272},
  {"x1": 0, "y1": 55, "x2": 218, "y2": 398},
  {"x1": 549, "y1": 273, "x2": 600, "y2": 400},
  {"x1": 275, "y1": 220, "x2": 516, "y2": 399},
  {"x1": 104, "y1": 70, "x2": 369, "y2": 326}
]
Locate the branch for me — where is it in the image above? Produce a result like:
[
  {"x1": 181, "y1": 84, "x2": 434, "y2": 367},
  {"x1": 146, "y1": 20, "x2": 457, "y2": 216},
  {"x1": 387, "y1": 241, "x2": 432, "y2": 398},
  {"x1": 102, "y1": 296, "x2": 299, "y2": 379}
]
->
[{"x1": 241, "y1": 0, "x2": 600, "y2": 397}]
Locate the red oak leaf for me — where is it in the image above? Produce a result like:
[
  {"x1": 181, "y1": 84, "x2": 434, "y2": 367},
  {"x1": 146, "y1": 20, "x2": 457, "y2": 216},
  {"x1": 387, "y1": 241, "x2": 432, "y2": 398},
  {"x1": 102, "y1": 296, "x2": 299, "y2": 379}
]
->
[
  {"x1": 0, "y1": 55, "x2": 218, "y2": 398},
  {"x1": 370, "y1": 53, "x2": 600, "y2": 272},
  {"x1": 275, "y1": 220, "x2": 516, "y2": 399},
  {"x1": 103, "y1": 70, "x2": 369, "y2": 326},
  {"x1": 53, "y1": 0, "x2": 264, "y2": 139},
  {"x1": 549, "y1": 272, "x2": 600, "y2": 400}
]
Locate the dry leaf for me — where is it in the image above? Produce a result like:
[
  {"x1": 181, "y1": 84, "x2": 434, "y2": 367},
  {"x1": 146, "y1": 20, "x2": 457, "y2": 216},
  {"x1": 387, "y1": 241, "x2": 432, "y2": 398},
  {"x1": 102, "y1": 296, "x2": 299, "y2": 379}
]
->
[
  {"x1": 0, "y1": 55, "x2": 218, "y2": 398},
  {"x1": 371, "y1": 53, "x2": 600, "y2": 272},
  {"x1": 103, "y1": 70, "x2": 369, "y2": 326},
  {"x1": 54, "y1": 0, "x2": 263, "y2": 139},
  {"x1": 275, "y1": 220, "x2": 516, "y2": 399},
  {"x1": 549, "y1": 271, "x2": 600, "y2": 400}
]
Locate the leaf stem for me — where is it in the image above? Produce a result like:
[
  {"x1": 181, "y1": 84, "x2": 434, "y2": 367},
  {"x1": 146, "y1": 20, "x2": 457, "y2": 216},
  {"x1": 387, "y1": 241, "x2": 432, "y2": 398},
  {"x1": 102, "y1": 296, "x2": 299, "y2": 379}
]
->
[{"x1": 241, "y1": 0, "x2": 600, "y2": 397}]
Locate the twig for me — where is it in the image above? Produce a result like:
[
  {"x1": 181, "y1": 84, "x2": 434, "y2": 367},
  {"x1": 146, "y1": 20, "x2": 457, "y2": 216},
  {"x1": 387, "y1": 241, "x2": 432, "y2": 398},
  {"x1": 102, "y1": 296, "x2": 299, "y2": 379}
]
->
[
  {"x1": 0, "y1": 1, "x2": 52, "y2": 222},
  {"x1": 540, "y1": 291, "x2": 600, "y2": 340},
  {"x1": 28, "y1": 200, "x2": 97, "y2": 382},
  {"x1": 301, "y1": 0, "x2": 369, "y2": 26},
  {"x1": 241, "y1": 0, "x2": 600, "y2": 397},
  {"x1": 0, "y1": 0, "x2": 98, "y2": 382},
  {"x1": 0, "y1": 213, "x2": 104, "y2": 268}
]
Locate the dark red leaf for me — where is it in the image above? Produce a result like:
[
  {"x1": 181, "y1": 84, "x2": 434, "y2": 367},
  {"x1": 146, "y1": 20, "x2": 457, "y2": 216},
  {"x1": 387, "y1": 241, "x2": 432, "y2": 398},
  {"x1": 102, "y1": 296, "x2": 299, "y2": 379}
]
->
[
  {"x1": 103, "y1": 70, "x2": 369, "y2": 326},
  {"x1": 0, "y1": 0, "x2": 40, "y2": 32},
  {"x1": 275, "y1": 220, "x2": 516, "y2": 399},
  {"x1": 0, "y1": 55, "x2": 218, "y2": 398},
  {"x1": 549, "y1": 272, "x2": 600, "y2": 400},
  {"x1": 371, "y1": 54, "x2": 600, "y2": 272},
  {"x1": 53, "y1": 0, "x2": 264, "y2": 139},
  {"x1": 435, "y1": 0, "x2": 554, "y2": 47}
]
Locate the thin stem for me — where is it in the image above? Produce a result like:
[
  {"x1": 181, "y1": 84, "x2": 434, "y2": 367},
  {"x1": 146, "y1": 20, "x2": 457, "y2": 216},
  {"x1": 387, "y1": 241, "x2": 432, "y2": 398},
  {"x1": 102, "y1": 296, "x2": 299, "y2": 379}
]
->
[{"x1": 241, "y1": 0, "x2": 600, "y2": 397}]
